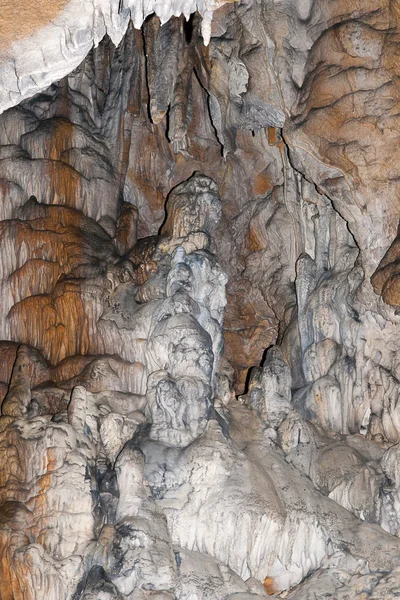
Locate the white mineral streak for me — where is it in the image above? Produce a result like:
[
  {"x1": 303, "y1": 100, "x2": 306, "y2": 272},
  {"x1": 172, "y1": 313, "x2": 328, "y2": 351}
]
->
[
  {"x1": 0, "y1": 173, "x2": 234, "y2": 599},
  {"x1": 0, "y1": 0, "x2": 224, "y2": 115},
  {"x1": 2, "y1": 0, "x2": 400, "y2": 598}
]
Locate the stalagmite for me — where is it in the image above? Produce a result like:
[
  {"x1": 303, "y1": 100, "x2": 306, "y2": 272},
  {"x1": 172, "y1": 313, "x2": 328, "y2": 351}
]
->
[
  {"x1": 1, "y1": 345, "x2": 32, "y2": 417},
  {"x1": 1, "y1": 0, "x2": 400, "y2": 598}
]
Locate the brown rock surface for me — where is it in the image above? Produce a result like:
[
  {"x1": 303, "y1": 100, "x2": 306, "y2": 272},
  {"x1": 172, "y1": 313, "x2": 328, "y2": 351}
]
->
[
  {"x1": 1, "y1": 2, "x2": 400, "y2": 600},
  {"x1": 0, "y1": 0, "x2": 70, "y2": 52}
]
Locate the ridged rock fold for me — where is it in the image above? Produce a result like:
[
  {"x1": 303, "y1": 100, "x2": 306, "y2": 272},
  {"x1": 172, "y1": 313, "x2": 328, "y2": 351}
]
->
[{"x1": 2, "y1": 1, "x2": 400, "y2": 599}]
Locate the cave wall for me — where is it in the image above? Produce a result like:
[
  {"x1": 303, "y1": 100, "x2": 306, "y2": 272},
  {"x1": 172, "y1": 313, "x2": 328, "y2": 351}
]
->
[{"x1": 1, "y1": 1, "x2": 400, "y2": 599}]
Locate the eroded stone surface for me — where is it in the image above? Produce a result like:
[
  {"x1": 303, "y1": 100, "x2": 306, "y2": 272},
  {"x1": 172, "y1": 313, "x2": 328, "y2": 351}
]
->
[{"x1": 1, "y1": 2, "x2": 400, "y2": 599}]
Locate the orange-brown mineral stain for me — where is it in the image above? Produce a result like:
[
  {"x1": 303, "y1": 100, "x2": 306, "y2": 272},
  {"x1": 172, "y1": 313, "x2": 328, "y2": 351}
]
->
[
  {"x1": 0, "y1": 0, "x2": 70, "y2": 52},
  {"x1": 246, "y1": 226, "x2": 264, "y2": 252},
  {"x1": 263, "y1": 576, "x2": 279, "y2": 595},
  {"x1": 268, "y1": 127, "x2": 281, "y2": 146},
  {"x1": 45, "y1": 447, "x2": 59, "y2": 472},
  {"x1": 252, "y1": 172, "x2": 272, "y2": 197}
]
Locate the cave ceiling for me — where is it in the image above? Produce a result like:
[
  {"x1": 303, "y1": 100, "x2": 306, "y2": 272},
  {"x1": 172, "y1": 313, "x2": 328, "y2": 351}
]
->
[{"x1": 1, "y1": 1, "x2": 400, "y2": 599}]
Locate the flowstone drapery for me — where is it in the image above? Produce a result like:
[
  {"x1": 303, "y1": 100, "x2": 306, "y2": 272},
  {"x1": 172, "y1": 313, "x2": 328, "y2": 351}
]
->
[{"x1": 2, "y1": 1, "x2": 400, "y2": 598}]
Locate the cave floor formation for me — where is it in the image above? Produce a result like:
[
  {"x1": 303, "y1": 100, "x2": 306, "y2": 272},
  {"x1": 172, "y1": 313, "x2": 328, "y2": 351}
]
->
[{"x1": 2, "y1": 1, "x2": 400, "y2": 598}]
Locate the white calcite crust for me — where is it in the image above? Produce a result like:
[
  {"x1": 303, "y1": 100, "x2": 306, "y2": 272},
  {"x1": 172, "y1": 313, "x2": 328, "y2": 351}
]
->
[
  {"x1": 0, "y1": 0, "x2": 227, "y2": 115},
  {"x1": 2, "y1": 1, "x2": 400, "y2": 598}
]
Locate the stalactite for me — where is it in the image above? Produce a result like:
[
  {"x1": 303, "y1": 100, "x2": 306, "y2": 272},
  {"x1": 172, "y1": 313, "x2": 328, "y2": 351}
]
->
[{"x1": 1, "y1": 1, "x2": 400, "y2": 598}]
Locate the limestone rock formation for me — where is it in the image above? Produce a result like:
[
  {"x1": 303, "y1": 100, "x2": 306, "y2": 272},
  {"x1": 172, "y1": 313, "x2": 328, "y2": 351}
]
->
[{"x1": 1, "y1": 0, "x2": 400, "y2": 599}]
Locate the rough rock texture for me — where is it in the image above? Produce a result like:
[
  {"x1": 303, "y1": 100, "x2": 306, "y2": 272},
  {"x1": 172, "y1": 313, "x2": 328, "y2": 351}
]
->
[
  {"x1": 1, "y1": 0, "x2": 400, "y2": 599},
  {"x1": 0, "y1": 0, "x2": 233, "y2": 113}
]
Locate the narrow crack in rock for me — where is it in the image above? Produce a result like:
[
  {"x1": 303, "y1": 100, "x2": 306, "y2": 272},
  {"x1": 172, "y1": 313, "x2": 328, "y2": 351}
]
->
[{"x1": 1, "y1": 1, "x2": 400, "y2": 599}]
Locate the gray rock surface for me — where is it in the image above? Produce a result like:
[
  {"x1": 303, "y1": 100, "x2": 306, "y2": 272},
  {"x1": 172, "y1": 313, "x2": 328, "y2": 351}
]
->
[{"x1": 1, "y1": 1, "x2": 400, "y2": 599}]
